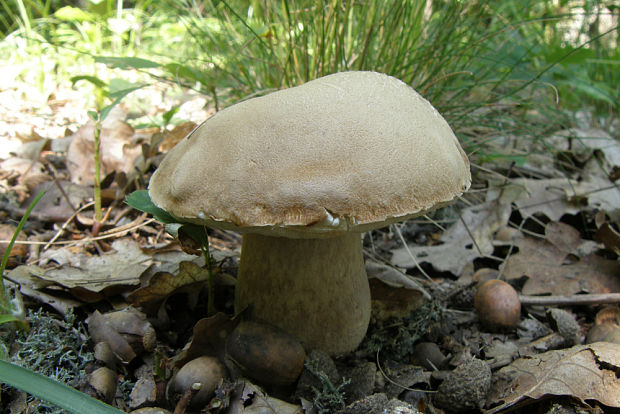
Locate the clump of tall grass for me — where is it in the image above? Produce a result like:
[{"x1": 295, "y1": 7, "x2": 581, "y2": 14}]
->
[{"x1": 156, "y1": 0, "x2": 585, "y2": 166}]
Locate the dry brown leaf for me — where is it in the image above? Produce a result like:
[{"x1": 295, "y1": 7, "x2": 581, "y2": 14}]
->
[
  {"x1": 575, "y1": 174, "x2": 620, "y2": 222},
  {"x1": 25, "y1": 180, "x2": 91, "y2": 222},
  {"x1": 172, "y1": 312, "x2": 237, "y2": 367},
  {"x1": 37, "y1": 238, "x2": 151, "y2": 299},
  {"x1": 391, "y1": 201, "x2": 510, "y2": 275},
  {"x1": 0, "y1": 223, "x2": 27, "y2": 264},
  {"x1": 86, "y1": 310, "x2": 137, "y2": 364},
  {"x1": 595, "y1": 222, "x2": 620, "y2": 255},
  {"x1": 369, "y1": 278, "x2": 426, "y2": 321},
  {"x1": 228, "y1": 381, "x2": 303, "y2": 414},
  {"x1": 501, "y1": 222, "x2": 620, "y2": 296},
  {"x1": 488, "y1": 178, "x2": 582, "y2": 221},
  {"x1": 567, "y1": 128, "x2": 620, "y2": 167},
  {"x1": 159, "y1": 121, "x2": 196, "y2": 152},
  {"x1": 86, "y1": 308, "x2": 155, "y2": 364},
  {"x1": 366, "y1": 261, "x2": 430, "y2": 298},
  {"x1": 128, "y1": 376, "x2": 157, "y2": 410},
  {"x1": 66, "y1": 106, "x2": 141, "y2": 185},
  {"x1": 0, "y1": 157, "x2": 50, "y2": 190},
  {"x1": 6, "y1": 265, "x2": 83, "y2": 313},
  {"x1": 487, "y1": 342, "x2": 620, "y2": 413},
  {"x1": 126, "y1": 261, "x2": 212, "y2": 307}
]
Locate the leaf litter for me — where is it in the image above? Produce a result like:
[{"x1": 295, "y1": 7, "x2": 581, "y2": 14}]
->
[{"x1": 0, "y1": 74, "x2": 619, "y2": 414}]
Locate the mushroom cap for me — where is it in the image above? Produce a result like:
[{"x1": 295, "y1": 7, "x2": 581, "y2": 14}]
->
[{"x1": 149, "y1": 71, "x2": 471, "y2": 238}]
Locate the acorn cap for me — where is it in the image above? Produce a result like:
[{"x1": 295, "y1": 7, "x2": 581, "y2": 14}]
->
[{"x1": 148, "y1": 71, "x2": 470, "y2": 238}]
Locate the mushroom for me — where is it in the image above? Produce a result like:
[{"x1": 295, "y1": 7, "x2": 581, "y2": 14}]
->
[{"x1": 148, "y1": 71, "x2": 471, "y2": 355}]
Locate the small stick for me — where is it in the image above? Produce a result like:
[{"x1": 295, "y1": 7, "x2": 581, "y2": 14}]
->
[
  {"x1": 173, "y1": 382, "x2": 201, "y2": 414},
  {"x1": 519, "y1": 293, "x2": 620, "y2": 306}
]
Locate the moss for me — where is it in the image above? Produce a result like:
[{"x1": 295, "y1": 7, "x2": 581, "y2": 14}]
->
[
  {"x1": 1, "y1": 308, "x2": 94, "y2": 414},
  {"x1": 360, "y1": 300, "x2": 442, "y2": 362}
]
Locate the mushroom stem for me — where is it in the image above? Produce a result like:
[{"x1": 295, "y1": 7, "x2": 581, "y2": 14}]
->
[{"x1": 235, "y1": 232, "x2": 371, "y2": 355}]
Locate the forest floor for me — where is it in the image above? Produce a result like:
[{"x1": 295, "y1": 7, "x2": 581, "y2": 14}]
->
[{"x1": 0, "y1": 66, "x2": 619, "y2": 414}]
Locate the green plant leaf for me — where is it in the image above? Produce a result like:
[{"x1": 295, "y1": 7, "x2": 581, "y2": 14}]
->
[
  {"x1": 108, "y1": 78, "x2": 137, "y2": 94},
  {"x1": 54, "y1": 6, "x2": 94, "y2": 22},
  {"x1": 71, "y1": 75, "x2": 108, "y2": 90},
  {"x1": 1, "y1": 188, "x2": 46, "y2": 315},
  {"x1": 100, "y1": 83, "x2": 145, "y2": 121},
  {"x1": 565, "y1": 79, "x2": 617, "y2": 107},
  {"x1": 95, "y1": 56, "x2": 161, "y2": 69},
  {"x1": 162, "y1": 106, "x2": 180, "y2": 126},
  {"x1": 108, "y1": 84, "x2": 145, "y2": 100},
  {"x1": 179, "y1": 224, "x2": 209, "y2": 247},
  {"x1": 126, "y1": 191, "x2": 210, "y2": 247},
  {"x1": 163, "y1": 63, "x2": 206, "y2": 84},
  {"x1": 546, "y1": 46, "x2": 594, "y2": 66},
  {"x1": 125, "y1": 190, "x2": 177, "y2": 224},
  {"x1": 0, "y1": 360, "x2": 125, "y2": 414}
]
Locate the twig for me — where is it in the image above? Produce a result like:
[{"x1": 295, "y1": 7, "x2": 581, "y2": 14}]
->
[
  {"x1": 519, "y1": 293, "x2": 620, "y2": 306},
  {"x1": 392, "y1": 223, "x2": 443, "y2": 291},
  {"x1": 173, "y1": 382, "x2": 201, "y2": 414},
  {"x1": 1, "y1": 218, "x2": 156, "y2": 247},
  {"x1": 375, "y1": 350, "x2": 436, "y2": 394},
  {"x1": 43, "y1": 201, "x2": 94, "y2": 251}
]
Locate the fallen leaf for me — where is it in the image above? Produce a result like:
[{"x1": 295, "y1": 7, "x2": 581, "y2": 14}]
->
[
  {"x1": 501, "y1": 223, "x2": 620, "y2": 296},
  {"x1": 159, "y1": 121, "x2": 196, "y2": 152},
  {"x1": 6, "y1": 265, "x2": 83, "y2": 314},
  {"x1": 86, "y1": 307, "x2": 155, "y2": 364},
  {"x1": 66, "y1": 106, "x2": 141, "y2": 185},
  {"x1": 487, "y1": 178, "x2": 581, "y2": 221},
  {"x1": 574, "y1": 174, "x2": 620, "y2": 222},
  {"x1": 487, "y1": 342, "x2": 620, "y2": 413},
  {"x1": 0, "y1": 157, "x2": 50, "y2": 190},
  {"x1": 37, "y1": 238, "x2": 152, "y2": 300},
  {"x1": 595, "y1": 222, "x2": 620, "y2": 255},
  {"x1": 129, "y1": 376, "x2": 158, "y2": 409},
  {"x1": 567, "y1": 128, "x2": 620, "y2": 167},
  {"x1": 24, "y1": 180, "x2": 91, "y2": 222},
  {"x1": 228, "y1": 380, "x2": 303, "y2": 414},
  {"x1": 127, "y1": 261, "x2": 213, "y2": 307},
  {"x1": 544, "y1": 221, "x2": 582, "y2": 253},
  {"x1": 172, "y1": 313, "x2": 237, "y2": 367},
  {"x1": 366, "y1": 261, "x2": 430, "y2": 298},
  {"x1": 0, "y1": 223, "x2": 27, "y2": 265},
  {"x1": 391, "y1": 201, "x2": 510, "y2": 275},
  {"x1": 369, "y1": 278, "x2": 426, "y2": 321},
  {"x1": 86, "y1": 310, "x2": 137, "y2": 364}
]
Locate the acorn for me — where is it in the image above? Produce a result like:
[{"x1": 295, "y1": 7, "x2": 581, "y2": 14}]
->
[
  {"x1": 169, "y1": 356, "x2": 225, "y2": 408},
  {"x1": 587, "y1": 306, "x2": 620, "y2": 344},
  {"x1": 226, "y1": 320, "x2": 306, "y2": 386},
  {"x1": 474, "y1": 280, "x2": 521, "y2": 331}
]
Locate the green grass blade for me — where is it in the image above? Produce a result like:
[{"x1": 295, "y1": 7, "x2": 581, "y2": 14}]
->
[
  {"x1": 0, "y1": 314, "x2": 20, "y2": 324},
  {"x1": 0, "y1": 188, "x2": 46, "y2": 311},
  {"x1": 0, "y1": 360, "x2": 125, "y2": 414}
]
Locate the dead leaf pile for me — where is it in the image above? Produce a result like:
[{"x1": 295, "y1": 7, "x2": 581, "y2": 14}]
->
[{"x1": 487, "y1": 342, "x2": 620, "y2": 413}]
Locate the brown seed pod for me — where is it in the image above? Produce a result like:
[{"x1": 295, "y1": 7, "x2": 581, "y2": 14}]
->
[
  {"x1": 169, "y1": 356, "x2": 225, "y2": 408},
  {"x1": 587, "y1": 306, "x2": 620, "y2": 344},
  {"x1": 87, "y1": 367, "x2": 117, "y2": 403},
  {"x1": 474, "y1": 280, "x2": 521, "y2": 331},
  {"x1": 226, "y1": 320, "x2": 306, "y2": 386}
]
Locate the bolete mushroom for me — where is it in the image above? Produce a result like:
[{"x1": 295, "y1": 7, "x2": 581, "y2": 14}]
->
[{"x1": 148, "y1": 71, "x2": 471, "y2": 355}]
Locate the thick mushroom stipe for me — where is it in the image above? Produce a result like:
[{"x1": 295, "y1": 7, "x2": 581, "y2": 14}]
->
[{"x1": 236, "y1": 232, "x2": 370, "y2": 355}]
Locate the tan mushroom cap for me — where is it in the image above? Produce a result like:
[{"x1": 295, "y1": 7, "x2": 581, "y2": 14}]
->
[{"x1": 149, "y1": 71, "x2": 471, "y2": 237}]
